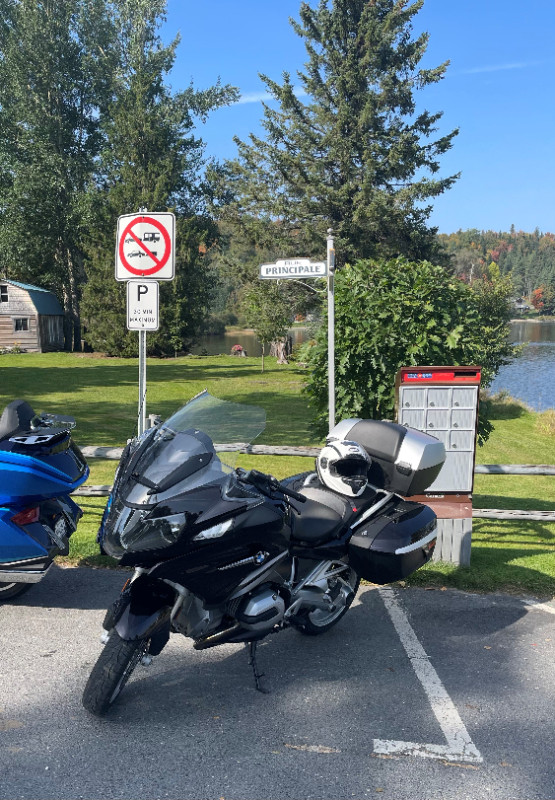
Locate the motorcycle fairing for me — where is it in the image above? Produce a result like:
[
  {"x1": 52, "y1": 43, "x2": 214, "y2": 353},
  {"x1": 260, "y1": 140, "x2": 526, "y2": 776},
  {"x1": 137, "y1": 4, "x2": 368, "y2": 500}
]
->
[
  {"x1": 147, "y1": 503, "x2": 289, "y2": 606},
  {"x1": 0, "y1": 506, "x2": 48, "y2": 562},
  {"x1": 0, "y1": 494, "x2": 84, "y2": 565},
  {"x1": 100, "y1": 392, "x2": 268, "y2": 564},
  {"x1": 0, "y1": 442, "x2": 89, "y2": 504}
]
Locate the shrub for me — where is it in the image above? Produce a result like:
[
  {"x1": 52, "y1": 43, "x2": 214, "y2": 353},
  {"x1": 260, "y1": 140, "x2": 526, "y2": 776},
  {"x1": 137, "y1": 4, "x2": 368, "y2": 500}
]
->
[{"x1": 305, "y1": 258, "x2": 515, "y2": 443}]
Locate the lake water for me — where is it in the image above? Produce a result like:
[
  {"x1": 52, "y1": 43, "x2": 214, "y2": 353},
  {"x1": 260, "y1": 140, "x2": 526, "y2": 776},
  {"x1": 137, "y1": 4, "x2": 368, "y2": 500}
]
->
[
  {"x1": 193, "y1": 320, "x2": 555, "y2": 411},
  {"x1": 191, "y1": 328, "x2": 310, "y2": 357},
  {"x1": 490, "y1": 321, "x2": 555, "y2": 411}
]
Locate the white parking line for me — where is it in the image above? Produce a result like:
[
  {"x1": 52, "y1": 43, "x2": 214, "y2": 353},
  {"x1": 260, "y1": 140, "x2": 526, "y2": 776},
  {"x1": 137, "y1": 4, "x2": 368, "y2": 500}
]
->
[
  {"x1": 523, "y1": 598, "x2": 555, "y2": 616},
  {"x1": 373, "y1": 587, "x2": 483, "y2": 763}
]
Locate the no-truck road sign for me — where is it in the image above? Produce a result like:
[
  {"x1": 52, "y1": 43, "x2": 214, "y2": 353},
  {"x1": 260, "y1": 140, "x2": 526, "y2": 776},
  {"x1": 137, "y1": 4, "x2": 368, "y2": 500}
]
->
[{"x1": 116, "y1": 212, "x2": 175, "y2": 281}]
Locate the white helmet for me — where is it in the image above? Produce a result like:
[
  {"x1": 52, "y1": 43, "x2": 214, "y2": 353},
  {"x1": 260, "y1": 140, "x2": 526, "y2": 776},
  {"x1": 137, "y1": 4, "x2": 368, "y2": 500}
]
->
[{"x1": 316, "y1": 439, "x2": 371, "y2": 497}]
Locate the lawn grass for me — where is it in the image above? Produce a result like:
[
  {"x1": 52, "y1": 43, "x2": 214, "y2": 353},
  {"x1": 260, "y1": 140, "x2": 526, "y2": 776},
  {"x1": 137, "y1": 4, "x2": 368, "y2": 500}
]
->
[
  {"x1": 475, "y1": 398, "x2": 555, "y2": 465},
  {"x1": 2, "y1": 352, "x2": 555, "y2": 597},
  {"x1": 0, "y1": 352, "x2": 319, "y2": 448},
  {"x1": 406, "y1": 518, "x2": 555, "y2": 597}
]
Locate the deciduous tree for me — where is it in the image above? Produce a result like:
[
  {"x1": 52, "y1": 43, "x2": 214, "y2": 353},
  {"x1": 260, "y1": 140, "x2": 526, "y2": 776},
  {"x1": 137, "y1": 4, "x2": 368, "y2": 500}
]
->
[
  {"x1": 304, "y1": 258, "x2": 515, "y2": 442},
  {"x1": 0, "y1": 0, "x2": 115, "y2": 349},
  {"x1": 243, "y1": 282, "x2": 292, "y2": 372}
]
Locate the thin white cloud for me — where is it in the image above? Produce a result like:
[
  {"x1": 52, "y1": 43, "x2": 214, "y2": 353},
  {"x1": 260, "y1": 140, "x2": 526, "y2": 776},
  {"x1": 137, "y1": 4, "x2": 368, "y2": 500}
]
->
[
  {"x1": 456, "y1": 59, "x2": 550, "y2": 76},
  {"x1": 236, "y1": 87, "x2": 308, "y2": 105},
  {"x1": 236, "y1": 91, "x2": 272, "y2": 105}
]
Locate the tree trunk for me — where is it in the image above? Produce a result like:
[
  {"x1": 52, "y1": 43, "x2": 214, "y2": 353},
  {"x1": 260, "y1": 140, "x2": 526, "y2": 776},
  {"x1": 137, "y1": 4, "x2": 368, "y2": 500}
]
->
[
  {"x1": 62, "y1": 285, "x2": 73, "y2": 351},
  {"x1": 63, "y1": 247, "x2": 84, "y2": 352},
  {"x1": 270, "y1": 336, "x2": 292, "y2": 364}
]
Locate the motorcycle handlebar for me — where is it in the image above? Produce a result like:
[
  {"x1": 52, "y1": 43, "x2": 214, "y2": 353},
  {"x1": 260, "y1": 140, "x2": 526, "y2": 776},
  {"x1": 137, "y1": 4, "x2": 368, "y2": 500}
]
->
[
  {"x1": 236, "y1": 468, "x2": 306, "y2": 503},
  {"x1": 279, "y1": 483, "x2": 307, "y2": 503}
]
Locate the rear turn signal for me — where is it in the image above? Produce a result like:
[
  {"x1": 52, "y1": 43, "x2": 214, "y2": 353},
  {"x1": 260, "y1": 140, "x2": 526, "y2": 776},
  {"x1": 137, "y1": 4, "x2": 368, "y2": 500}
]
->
[{"x1": 11, "y1": 506, "x2": 40, "y2": 526}]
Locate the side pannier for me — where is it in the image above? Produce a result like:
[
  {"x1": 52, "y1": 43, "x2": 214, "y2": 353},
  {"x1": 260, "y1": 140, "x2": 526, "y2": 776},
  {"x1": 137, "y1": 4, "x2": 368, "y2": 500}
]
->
[{"x1": 348, "y1": 497, "x2": 437, "y2": 584}]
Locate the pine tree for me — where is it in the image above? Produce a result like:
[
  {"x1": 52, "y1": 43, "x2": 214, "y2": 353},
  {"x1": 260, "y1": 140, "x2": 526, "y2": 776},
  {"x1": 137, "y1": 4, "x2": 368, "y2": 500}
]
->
[
  {"x1": 220, "y1": 0, "x2": 458, "y2": 265},
  {"x1": 81, "y1": 0, "x2": 237, "y2": 356}
]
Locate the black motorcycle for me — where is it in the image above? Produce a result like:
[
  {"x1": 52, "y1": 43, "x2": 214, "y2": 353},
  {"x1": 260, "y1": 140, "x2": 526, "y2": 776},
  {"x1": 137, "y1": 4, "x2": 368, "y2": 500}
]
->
[{"x1": 83, "y1": 391, "x2": 445, "y2": 715}]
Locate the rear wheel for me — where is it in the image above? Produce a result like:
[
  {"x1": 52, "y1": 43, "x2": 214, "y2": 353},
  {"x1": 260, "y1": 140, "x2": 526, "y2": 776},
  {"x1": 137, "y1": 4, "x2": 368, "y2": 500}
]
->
[
  {"x1": 0, "y1": 581, "x2": 32, "y2": 601},
  {"x1": 82, "y1": 632, "x2": 150, "y2": 716},
  {"x1": 291, "y1": 566, "x2": 360, "y2": 636}
]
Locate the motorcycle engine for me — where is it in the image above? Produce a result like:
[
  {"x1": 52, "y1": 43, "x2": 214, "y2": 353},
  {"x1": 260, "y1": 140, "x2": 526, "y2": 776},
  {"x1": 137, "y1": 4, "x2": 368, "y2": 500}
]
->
[
  {"x1": 172, "y1": 591, "x2": 223, "y2": 639},
  {"x1": 234, "y1": 587, "x2": 285, "y2": 632}
]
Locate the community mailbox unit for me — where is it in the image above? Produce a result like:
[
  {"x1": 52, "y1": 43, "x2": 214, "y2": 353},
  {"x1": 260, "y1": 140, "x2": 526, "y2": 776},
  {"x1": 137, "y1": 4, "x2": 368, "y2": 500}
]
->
[{"x1": 395, "y1": 366, "x2": 481, "y2": 566}]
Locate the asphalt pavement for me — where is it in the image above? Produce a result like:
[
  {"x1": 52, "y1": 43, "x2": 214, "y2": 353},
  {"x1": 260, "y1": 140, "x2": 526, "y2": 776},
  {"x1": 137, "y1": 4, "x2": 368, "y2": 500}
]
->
[{"x1": 1, "y1": 565, "x2": 555, "y2": 800}]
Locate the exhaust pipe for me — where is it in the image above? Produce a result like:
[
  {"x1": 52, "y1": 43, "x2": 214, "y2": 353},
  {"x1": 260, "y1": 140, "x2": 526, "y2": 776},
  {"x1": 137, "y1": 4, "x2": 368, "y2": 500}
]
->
[
  {"x1": 193, "y1": 623, "x2": 242, "y2": 651},
  {"x1": 0, "y1": 569, "x2": 46, "y2": 584}
]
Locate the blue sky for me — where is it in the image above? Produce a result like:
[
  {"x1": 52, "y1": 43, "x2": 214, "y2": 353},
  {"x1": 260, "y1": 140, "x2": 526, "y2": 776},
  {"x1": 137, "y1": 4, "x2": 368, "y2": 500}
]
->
[{"x1": 162, "y1": 0, "x2": 555, "y2": 235}]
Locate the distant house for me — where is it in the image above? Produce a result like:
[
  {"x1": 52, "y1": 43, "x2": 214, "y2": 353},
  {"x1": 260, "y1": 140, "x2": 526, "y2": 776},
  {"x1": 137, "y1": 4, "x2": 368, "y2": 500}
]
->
[
  {"x1": 0, "y1": 279, "x2": 65, "y2": 352},
  {"x1": 513, "y1": 297, "x2": 530, "y2": 313}
]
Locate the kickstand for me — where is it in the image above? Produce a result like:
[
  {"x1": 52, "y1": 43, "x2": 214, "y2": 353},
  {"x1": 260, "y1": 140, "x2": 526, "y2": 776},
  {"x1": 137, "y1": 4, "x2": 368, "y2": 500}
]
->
[{"x1": 247, "y1": 640, "x2": 270, "y2": 694}]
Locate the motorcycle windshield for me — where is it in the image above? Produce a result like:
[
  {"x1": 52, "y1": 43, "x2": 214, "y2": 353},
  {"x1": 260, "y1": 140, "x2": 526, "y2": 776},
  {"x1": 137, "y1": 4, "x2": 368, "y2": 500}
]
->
[
  {"x1": 162, "y1": 390, "x2": 266, "y2": 448},
  {"x1": 113, "y1": 391, "x2": 266, "y2": 506}
]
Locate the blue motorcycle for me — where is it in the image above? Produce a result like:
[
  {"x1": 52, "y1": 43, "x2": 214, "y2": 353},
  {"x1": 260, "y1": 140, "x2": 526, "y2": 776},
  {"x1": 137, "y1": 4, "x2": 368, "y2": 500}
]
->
[{"x1": 0, "y1": 399, "x2": 89, "y2": 601}]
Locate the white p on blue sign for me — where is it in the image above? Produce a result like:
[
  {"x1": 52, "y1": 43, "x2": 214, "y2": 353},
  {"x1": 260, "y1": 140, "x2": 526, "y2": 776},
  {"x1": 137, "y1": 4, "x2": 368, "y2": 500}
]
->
[{"x1": 126, "y1": 281, "x2": 159, "y2": 331}]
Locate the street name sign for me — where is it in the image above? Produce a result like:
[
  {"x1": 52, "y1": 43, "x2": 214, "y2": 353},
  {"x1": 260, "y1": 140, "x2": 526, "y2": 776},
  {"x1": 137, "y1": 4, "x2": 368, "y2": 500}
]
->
[
  {"x1": 259, "y1": 259, "x2": 327, "y2": 279},
  {"x1": 116, "y1": 212, "x2": 175, "y2": 281},
  {"x1": 127, "y1": 281, "x2": 159, "y2": 331}
]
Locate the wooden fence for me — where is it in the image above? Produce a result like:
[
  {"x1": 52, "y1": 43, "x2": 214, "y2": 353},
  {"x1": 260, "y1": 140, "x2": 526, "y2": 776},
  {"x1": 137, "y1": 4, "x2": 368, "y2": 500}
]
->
[{"x1": 75, "y1": 445, "x2": 555, "y2": 521}]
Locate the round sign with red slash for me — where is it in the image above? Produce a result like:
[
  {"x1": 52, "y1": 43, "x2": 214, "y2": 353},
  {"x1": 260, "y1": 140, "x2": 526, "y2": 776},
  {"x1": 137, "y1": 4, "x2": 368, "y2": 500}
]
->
[{"x1": 115, "y1": 212, "x2": 175, "y2": 281}]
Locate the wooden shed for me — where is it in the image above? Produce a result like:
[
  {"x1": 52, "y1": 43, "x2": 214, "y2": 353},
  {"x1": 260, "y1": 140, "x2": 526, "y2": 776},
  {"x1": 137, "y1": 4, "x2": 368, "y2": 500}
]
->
[{"x1": 0, "y1": 279, "x2": 65, "y2": 352}]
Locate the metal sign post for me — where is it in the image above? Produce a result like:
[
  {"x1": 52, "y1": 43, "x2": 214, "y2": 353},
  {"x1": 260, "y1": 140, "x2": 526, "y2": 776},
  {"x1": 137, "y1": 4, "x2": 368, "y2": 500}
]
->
[
  {"x1": 327, "y1": 229, "x2": 335, "y2": 432},
  {"x1": 116, "y1": 208, "x2": 175, "y2": 438},
  {"x1": 257, "y1": 232, "x2": 336, "y2": 433},
  {"x1": 126, "y1": 280, "x2": 160, "y2": 436},
  {"x1": 138, "y1": 329, "x2": 147, "y2": 436}
]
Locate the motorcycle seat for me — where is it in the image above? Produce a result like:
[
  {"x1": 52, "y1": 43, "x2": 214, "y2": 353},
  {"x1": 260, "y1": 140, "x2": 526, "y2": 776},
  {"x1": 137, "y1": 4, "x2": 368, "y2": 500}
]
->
[
  {"x1": 290, "y1": 486, "x2": 352, "y2": 544},
  {"x1": 0, "y1": 399, "x2": 36, "y2": 440}
]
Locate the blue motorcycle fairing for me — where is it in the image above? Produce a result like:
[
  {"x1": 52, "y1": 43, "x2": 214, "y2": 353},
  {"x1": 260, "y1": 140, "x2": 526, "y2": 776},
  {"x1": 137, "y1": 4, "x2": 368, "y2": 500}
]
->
[
  {"x1": 0, "y1": 506, "x2": 49, "y2": 563},
  {"x1": 0, "y1": 492, "x2": 85, "y2": 564},
  {"x1": 0, "y1": 448, "x2": 89, "y2": 505}
]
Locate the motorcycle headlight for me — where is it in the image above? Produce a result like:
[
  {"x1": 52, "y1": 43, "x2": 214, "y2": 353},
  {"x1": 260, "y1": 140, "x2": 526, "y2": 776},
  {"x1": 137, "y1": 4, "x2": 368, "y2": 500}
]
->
[
  {"x1": 120, "y1": 512, "x2": 187, "y2": 552},
  {"x1": 192, "y1": 518, "x2": 234, "y2": 541}
]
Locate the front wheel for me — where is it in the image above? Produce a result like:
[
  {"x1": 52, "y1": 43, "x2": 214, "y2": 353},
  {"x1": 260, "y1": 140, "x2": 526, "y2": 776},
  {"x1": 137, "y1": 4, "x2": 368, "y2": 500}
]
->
[
  {"x1": 82, "y1": 632, "x2": 150, "y2": 716},
  {"x1": 0, "y1": 581, "x2": 32, "y2": 602},
  {"x1": 291, "y1": 566, "x2": 360, "y2": 636}
]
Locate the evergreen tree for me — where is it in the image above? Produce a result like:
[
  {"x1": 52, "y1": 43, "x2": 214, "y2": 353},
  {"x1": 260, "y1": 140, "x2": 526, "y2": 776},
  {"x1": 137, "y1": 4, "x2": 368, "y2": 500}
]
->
[
  {"x1": 439, "y1": 228, "x2": 555, "y2": 297},
  {"x1": 0, "y1": 0, "x2": 114, "y2": 349},
  {"x1": 219, "y1": 0, "x2": 458, "y2": 265},
  {"x1": 81, "y1": 0, "x2": 237, "y2": 356}
]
